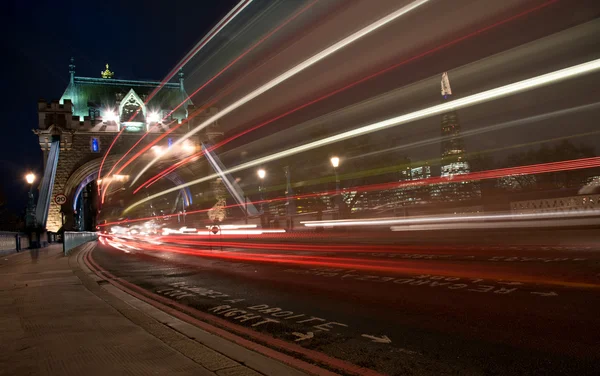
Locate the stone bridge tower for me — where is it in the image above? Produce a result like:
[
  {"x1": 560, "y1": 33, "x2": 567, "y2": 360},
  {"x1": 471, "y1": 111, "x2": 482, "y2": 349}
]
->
[{"x1": 34, "y1": 59, "x2": 208, "y2": 232}]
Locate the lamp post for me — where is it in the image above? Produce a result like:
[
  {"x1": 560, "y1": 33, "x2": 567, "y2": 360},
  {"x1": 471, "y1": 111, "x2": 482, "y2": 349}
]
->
[
  {"x1": 25, "y1": 173, "x2": 36, "y2": 229},
  {"x1": 257, "y1": 169, "x2": 266, "y2": 227},
  {"x1": 330, "y1": 157, "x2": 340, "y2": 218}
]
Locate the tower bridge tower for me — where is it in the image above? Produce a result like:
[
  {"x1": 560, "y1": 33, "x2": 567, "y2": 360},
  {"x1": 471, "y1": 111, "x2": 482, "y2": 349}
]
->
[{"x1": 34, "y1": 59, "x2": 204, "y2": 232}]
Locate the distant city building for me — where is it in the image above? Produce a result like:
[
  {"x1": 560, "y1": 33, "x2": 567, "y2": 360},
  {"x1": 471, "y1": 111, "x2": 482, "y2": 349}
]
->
[
  {"x1": 433, "y1": 72, "x2": 480, "y2": 202},
  {"x1": 396, "y1": 162, "x2": 432, "y2": 205}
]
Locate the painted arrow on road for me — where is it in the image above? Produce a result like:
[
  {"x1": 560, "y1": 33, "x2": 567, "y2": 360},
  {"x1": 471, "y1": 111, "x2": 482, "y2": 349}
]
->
[
  {"x1": 291, "y1": 332, "x2": 314, "y2": 342},
  {"x1": 531, "y1": 291, "x2": 558, "y2": 297},
  {"x1": 362, "y1": 334, "x2": 392, "y2": 343}
]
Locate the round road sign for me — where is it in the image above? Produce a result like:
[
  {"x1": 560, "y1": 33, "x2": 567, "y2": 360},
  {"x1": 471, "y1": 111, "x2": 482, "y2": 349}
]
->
[
  {"x1": 54, "y1": 194, "x2": 67, "y2": 205},
  {"x1": 211, "y1": 226, "x2": 220, "y2": 235}
]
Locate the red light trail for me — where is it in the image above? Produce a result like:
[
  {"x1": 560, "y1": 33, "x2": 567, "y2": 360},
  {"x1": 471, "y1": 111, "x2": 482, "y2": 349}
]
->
[
  {"x1": 101, "y1": 234, "x2": 600, "y2": 289},
  {"x1": 131, "y1": 0, "x2": 559, "y2": 193},
  {"x1": 97, "y1": 2, "x2": 252, "y2": 196},
  {"x1": 98, "y1": 155, "x2": 600, "y2": 227},
  {"x1": 99, "y1": 2, "x2": 319, "y2": 204}
]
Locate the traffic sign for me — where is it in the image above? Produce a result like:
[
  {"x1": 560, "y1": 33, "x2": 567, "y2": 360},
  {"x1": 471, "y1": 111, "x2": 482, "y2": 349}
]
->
[
  {"x1": 54, "y1": 194, "x2": 67, "y2": 206},
  {"x1": 211, "y1": 226, "x2": 220, "y2": 234}
]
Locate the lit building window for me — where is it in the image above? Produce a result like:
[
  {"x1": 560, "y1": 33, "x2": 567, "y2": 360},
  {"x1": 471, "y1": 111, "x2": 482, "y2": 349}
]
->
[
  {"x1": 89, "y1": 108, "x2": 100, "y2": 121},
  {"x1": 91, "y1": 137, "x2": 100, "y2": 152}
]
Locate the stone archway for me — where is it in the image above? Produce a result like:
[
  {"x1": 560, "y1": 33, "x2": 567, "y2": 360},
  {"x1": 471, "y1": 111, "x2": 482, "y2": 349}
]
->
[{"x1": 49, "y1": 155, "x2": 121, "y2": 232}]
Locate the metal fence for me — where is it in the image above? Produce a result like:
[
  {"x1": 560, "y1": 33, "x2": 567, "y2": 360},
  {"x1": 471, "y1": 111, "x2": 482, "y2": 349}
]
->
[
  {"x1": 63, "y1": 231, "x2": 97, "y2": 255},
  {"x1": 511, "y1": 194, "x2": 600, "y2": 215},
  {"x1": 0, "y1": 232, "x2": 30, "y2": 256}
]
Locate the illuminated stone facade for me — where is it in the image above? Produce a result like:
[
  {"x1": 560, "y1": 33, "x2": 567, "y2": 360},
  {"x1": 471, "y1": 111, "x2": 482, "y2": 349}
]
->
[{"x1": 34, "y1": 59, "x2": 209, "y2": 232}]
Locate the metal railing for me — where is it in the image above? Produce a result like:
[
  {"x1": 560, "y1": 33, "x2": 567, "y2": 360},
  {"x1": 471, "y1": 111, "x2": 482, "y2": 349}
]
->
[{"x1": 63, "y1": 231, "x2": 97, "y2": 255}]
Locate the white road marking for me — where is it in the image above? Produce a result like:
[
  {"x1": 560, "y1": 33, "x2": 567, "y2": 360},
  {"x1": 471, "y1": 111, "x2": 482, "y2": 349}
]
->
[
  {"x1": 531, "y1": 291, "x2": 558, "y2": 297},
  {"x1": 362, "y1": 334, "x2": 392, "y2": 344},
  {"x1": 291, "y1": 331, "x2": 314, "y2": 342}
]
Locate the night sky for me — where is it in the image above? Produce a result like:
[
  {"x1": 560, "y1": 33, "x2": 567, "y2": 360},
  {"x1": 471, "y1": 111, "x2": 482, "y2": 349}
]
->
[
  {"x1": 2, "y1": 0, "x2": 237, "y2": 211},
  {"x1": 2, "y1": 0, "x2": 599, "y2": 215}
]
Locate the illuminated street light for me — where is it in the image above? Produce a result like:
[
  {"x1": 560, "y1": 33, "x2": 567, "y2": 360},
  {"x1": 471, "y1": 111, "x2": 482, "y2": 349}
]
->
[
  {"x1": 152, "y1": 146, "x2": 164, "y2": 156},
  {"x1": 25, "y1": 173, "x2": 35, "y2": 185},
  {"x1": 330, "y1": 157, "x2": 341, "y2": 218},
  {"x1": 148, "y1": 112, "x2": 160, "y2": 123},
  {"x1": 257, "y1": 169, "x2": 267, "y2": 227},
  {"x1": 182, "y1": 140, "x2": 196, "y2": 153},
  {"x1": 25, "y1": 173, "x2": 36, "y2": 229},
  {"x1": 103, "y1": 110, "x2": 118, "y2": 122}
]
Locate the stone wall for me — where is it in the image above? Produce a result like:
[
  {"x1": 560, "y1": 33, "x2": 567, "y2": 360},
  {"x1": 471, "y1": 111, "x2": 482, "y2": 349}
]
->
[{"x1": 46, "y1": 133, "x2": 140, "y2": 232}]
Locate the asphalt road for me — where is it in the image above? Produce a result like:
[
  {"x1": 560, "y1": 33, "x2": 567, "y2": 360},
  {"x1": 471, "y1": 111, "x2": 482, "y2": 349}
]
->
[{"x1": 92, "y1": 229, "x2": 600, "y2": 375}]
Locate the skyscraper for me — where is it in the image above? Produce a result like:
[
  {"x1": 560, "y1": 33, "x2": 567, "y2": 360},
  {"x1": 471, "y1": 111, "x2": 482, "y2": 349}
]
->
[{"x1": 434, "y1": 72, "x2": 480, "y2": 201}]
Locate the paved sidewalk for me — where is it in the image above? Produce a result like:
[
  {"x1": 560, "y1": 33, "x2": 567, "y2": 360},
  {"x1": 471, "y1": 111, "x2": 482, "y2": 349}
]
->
[{"x1": 0, "y1": 243, "x2": 298, "y2": 376}]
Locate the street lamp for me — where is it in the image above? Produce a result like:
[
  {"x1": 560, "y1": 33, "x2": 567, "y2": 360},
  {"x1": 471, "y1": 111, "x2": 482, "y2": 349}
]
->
[
  {"x1": 26, "y1": 173, "x2": 35, "y2": 185},
  {"x1": 25, "y1": 173, "x2": 36, "y2": 229},
  {"x1": 330, "y1": 157, "x2": 341, "y2": 218},
  {"x1": 257, "y1": 169, "x2": 267, "y2": 227}
]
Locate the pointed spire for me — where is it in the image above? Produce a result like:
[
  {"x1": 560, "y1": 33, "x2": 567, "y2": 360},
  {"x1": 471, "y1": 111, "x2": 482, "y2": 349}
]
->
[
  {"x1": 69, "y1": 57, "x2": 76, "y2": 84},
  {"x1": 178, "y1": 68, "x2": 185, "y2": 91},
  {"x1": 441, "y1": 72, "x2": 452, "y2": 98}
]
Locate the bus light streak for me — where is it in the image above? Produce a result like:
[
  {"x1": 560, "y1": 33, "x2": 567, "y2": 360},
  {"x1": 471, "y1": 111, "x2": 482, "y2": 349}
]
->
[
  {"x1": 123, "y1": 58, "x2": 600, "y2": 213},
  {"x1": 98, "y1": 0, "x2": 253, "y2": 200},
  {"x1": 102, "y1": 236, "x2": 600, "y2": 289},
  {"x1": 131, "y1": 0, "x2": 431, "y2": 186},
  {"x1": 130, "y1": 0, "x2": 558, "y2": 192},
  {"x1": 103, "y1": 155, "x2": 600, "y2": 226}
]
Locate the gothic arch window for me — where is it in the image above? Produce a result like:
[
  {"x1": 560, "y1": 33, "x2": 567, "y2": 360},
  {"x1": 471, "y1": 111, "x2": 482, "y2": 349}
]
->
[{"x1": 118, "y1": 89, "x2": 146, "y2": 123}]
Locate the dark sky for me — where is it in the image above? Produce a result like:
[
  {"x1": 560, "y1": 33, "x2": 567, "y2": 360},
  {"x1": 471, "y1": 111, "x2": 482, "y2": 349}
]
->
[{"x1": 2, "y1": 0, "x2": 238, "y2": 211}]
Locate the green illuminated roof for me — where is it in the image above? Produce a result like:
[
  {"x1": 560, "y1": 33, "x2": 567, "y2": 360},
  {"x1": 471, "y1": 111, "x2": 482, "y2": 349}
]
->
[{"x1": 60, "y1": 76, "x2": 193, "y2": 121}]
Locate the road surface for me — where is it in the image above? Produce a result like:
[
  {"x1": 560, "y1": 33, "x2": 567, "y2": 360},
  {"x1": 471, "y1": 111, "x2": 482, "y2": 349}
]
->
[{"x1": 91, "y1": 229, "x2": 600, "y2": 375}]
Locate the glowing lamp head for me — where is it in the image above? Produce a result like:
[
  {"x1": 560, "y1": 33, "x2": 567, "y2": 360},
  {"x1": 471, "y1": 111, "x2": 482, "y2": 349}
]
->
[
  {"x1": 103, "y1": 110, "x2": 118, "y2": 122},
  {"x1": 182, "y1": 140, "x2": 196, "y2": 153},
  {"x1": 152, "y1": 146, "x2": 164, "y2": 156},
  {"x1": 330, "y1": 156, "x2": 340, "y2": 168},
  {"x1": 147, "y1": 112, "x2": 160, "y2": 123},
  {"x1": 25, "y1": 173, "x2": 35, "y2": 184},
  {"x1": 257, "y1": 169, "x2": 266, "y2": 179}
]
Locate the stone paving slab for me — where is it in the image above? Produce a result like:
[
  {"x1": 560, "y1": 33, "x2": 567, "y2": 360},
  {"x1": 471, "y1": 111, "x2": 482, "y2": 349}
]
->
[{"x1": 0, "y1": 243, "x2": 280, "y2": 376}]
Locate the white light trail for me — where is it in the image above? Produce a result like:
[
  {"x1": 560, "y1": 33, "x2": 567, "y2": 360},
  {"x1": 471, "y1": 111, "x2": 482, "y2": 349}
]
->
[
  {"x1": 301, "y1": 209, "x2": 600, "y2": 227},
  {"x1": 351, "y1": 101, "x2": 600, "y2": 160},
  {"x1": 98, "y1": 0, "x2": 252, "y2": 184},
  {"x1": 123, "y1": 58, "x2": 600, "y2": 213},
  {"x1": 130, "y1": 0, "x2": 431, "y2": 185},
  {"x1": 390, "y1": 218, "x2": 600, "y2": 231},
  {"x1": 175, "y1": 0, "x2": 254, "y2": 74}
]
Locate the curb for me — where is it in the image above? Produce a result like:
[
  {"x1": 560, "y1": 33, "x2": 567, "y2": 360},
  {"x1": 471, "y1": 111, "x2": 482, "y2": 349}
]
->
[{"x1": 79, "y1": 243, "x2": 380, "y2": 376}]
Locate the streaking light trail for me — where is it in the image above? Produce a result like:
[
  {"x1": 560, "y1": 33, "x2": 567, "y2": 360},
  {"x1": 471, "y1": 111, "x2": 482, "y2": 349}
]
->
[
  {"x1": 107, "y1": 154, "x2": 600, "y2": 227},
  {"x1": 123, "y1": 58, "x2": 600, "y2": 213},
  {"x1": 97, "y1": 0, "x2": 253, "y2": 197},
  {"x1": 133, "y1": 0, "x2": 558, "y2": 191},
  {"x1": 350, "y1": 102, "x2": 600, "y2": 160},
  {"x1": 131, "y1": 0, "x2": 431, "y2": 186},
  {"x1": 301, "y1": 209, "x2": 600, "y2": 228}
]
